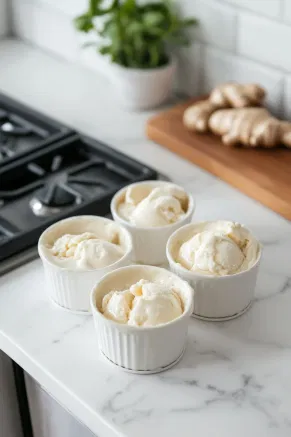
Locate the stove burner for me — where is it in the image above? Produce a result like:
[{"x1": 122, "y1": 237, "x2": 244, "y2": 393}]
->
[
  {"x1": 29, "y1": 183, "x2": 81, "y2": 217},
  {"x1": 37, "y1": 184, "x2": 75, "y2": 207},
  {"x1": 0, "y1": 119, "x2": 31, "y2": 136}
]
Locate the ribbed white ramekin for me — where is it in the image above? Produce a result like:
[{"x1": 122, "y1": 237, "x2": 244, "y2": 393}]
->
[
  {"x1": 90, "y1": 265, "x2": 194, "y2": 373},
  {"x1": 110, "y1": 181, "x2": 195, "y2": 265},
  {"x1": 38, "y1": 216, "x2": 134, "y2": 313},
  {"x1": 166, "y1": 222, "x2": 262, "y2": 321}
]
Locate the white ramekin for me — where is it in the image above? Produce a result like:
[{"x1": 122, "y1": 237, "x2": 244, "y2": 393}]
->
[
  {"x1": 90, "y1": 265, "x2": 194, "y2": 373},
  {"x1": 110, "y1": 180, "x2": 195, "y2": 265},
  {"x1": 166, "y1": 222, "x2": 262, "y2": 321},
  {"x1": 38, "y1": 216, "x2": 134, "y2": 313}
]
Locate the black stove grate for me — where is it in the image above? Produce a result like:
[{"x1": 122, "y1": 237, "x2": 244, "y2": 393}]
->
[
  {"x1": 0, "y1": 93, "x2": 72, "y2": 166},
  {"x1": 0, "y1": 134, "x2": 157, "y2": 263}
]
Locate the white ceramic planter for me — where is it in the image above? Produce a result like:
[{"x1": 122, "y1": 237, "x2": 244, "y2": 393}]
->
[{"x1": 109, "y1": 59, "x2": 176, "y2": 110}]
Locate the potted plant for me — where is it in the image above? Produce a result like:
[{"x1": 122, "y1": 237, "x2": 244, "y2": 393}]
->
[{"x1": 74, "y1": 0, "x2": 197, "y2": 110}]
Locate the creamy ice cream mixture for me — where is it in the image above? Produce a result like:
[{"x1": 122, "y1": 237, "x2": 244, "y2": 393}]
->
[
  {"x1": 118, "y1": 184, "x2": 188, "y2": 227},
  {"x1": 177, "y1": 221, "x2": 260, "y2": 276},
  {"x1": 102, "y1": 279, "x2": 183, "y2": 326},
  {"x1": 51, "y1": 232, "x2": 123, "y2": 270},
  {"x1": 41, "y1": 219, "x2": 125, "y2": 270}
]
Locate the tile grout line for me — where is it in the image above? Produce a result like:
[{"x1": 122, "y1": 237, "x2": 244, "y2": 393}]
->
[
  {"x1": 217, "y1": 0, "x2": 284, "y2": 23},
  {"x1": 279, "y1": 0, "x2": 286, "y2": 21},
  {"x1": 202, "y1": 42, "x2": 288, "y2": 76},
  {"x1": 233, "y1": 12, "x2": 239, "y2": 54}
]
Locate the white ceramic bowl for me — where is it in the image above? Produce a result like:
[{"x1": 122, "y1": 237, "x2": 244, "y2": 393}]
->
[
  {"x1": 90, "y1": 265, "x2": 194, "y2": 373},
  {"x1": 38, "y1": 216, "x2": 134, "y2": 313},
  {"x1": 166, "y1": 222, "x2": 262, "y2": 321},
  {"x1": 110, "y1": 181, "x2": 195, "y2": 265}
]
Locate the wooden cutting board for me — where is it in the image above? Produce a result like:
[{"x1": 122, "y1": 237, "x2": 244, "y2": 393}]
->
[{"x1": 146, "y1": 97, "x2": 291, "y2": 220}]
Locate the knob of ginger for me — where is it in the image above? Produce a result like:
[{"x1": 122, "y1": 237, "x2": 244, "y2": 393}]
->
[
  {"x1": 209, "y1": 107, "x2": 291, "y2": 148},
  {"x1": 183, "y1": 83, "x2": 266, "y2": 133},
  {"x1": 209, "y1": 83, "x2": 266, "y2": 108},
  {"x1": 183, "y1": 100, "x2": 218, "y2": 133}
]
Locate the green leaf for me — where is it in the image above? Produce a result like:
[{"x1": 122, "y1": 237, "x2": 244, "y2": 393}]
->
[
  {"x1": 143, "y1": 11, "x2": 165, "y2": 28},
  {"x1": 74, "y1": 0, "x2": 198, "y2": 69},
  {"x1": 89, "y1": 0, "x2": 101, "y2": 16},
  {"x1": 126, "y1": 21, "x2": 143, "y2": 36},
  {"x1": 122, "y1": 0, "x2": 136, "y2": 13},
  {"x1": 100, "y1": 20, "x2": 119, "y2": 40},
  {"x1": 148, "y1": 44, "x2": 160, "y2": 68},
  {"x1": 94, "y1": 0, "x2": 119, "y2": 16},
  {"x1": 99, "y1": 45, "x2": 112, "y2": 55},
  {"x1": 74, "y1": 14, "x2": 94, "y2": 33}
]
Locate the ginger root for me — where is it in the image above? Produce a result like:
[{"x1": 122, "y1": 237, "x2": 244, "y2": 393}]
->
[
  {"x1": 183, "y1": 83, "x2": 265, "y2": 133},
  {"x1": 209, "y1": 107, "x2": 291, "y2": 148},
  {"x1": 183, "y1": 99, "x2": 218, "y2": 133},
  {"x1": 209, "y1": 83, "x2": 266, "y2": 108}
]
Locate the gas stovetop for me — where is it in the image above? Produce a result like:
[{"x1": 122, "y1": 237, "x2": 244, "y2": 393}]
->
[
  {"x1": 0, "y1": 93, "x2": 71, "y2": 165},
  {"x1": 0, "y1": 95, "x2": 157, "y2": 275}
]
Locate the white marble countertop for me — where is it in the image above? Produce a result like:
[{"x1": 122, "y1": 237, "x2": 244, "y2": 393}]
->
[{"x1": 1, "y1": 39, "x2": 291, "y2": 437}]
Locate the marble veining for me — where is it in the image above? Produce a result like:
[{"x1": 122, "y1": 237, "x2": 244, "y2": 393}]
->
[{"x1": 0, "y1": 40, "x2": 291, "y2": 437}]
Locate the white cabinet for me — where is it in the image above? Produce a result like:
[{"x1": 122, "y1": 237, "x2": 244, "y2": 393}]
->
[
  {"x1": 0, "y1": 350, "x2": 23, "y2": 437},
  {"x1": 25, "y1": 374, "x2": 96, "y2": 437}
]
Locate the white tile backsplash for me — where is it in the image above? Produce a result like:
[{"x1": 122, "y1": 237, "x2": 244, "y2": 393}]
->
[
  {"x1": 222, "y1": 0, "x2": 281, "y2": 18},
  {"x1": 175, "y1": 43, "x2": 203, "y2": 96},
  {"x1": 8, "y1": 0, "x2": 291, "y2": 117},
  {"x1": 34, "y1": 0, "x2": 87, "y2": 17},
  {"x1": 202, "y1": 46, "x2": 284, "y2": 115},
  {"x1": 12, "y1": 0, "x2": 81, "y2": 61},
  {"x1": 185, "y1": 0, "x2": 237, "y2": 51},
  {"x1": 0, "y1": 0, "x2": 8, "y2": 37},
  {"x1": 283, "y1": 0, "x2": 291, "y2": 23},
  {"x1": 238, "y1": 13, "x2": 291, "y2": 72}
]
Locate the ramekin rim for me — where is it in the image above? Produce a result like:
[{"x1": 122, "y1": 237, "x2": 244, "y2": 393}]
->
[
  {"x1": 166, "y1": 220, "x2": 262, "y2": 279},
  {"x1": 110, "y1": 180, "x2": 195, "y2": 231},
  {"x1": 38, "y1": 215, "x2": 133, "y2": 272},
  {"x1": 90, "y1": 264, "x2": 194, "y2": 331}
]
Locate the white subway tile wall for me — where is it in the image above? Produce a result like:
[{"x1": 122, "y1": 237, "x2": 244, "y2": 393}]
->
[
  {"x1": 0, "y1": 0, "x2": 8, "y2": 37},
  {"x1": 9, "y1": 0, "x2": 291, "y2": 117},
  {"x1": 238, "y1": 14, "x2": 291, "y2": 72},
  {"x1": 222, "y1": 0, "x2": 281, "y2": 19},
  {"x1": 175, "y1": 43, "x2": 203, "y2": 96},
  {"x1": 283, "y1": 0, "x2": 291, "y2": 24},
  {"x1": 12, "y1": 0, "x2": 81, "y2": 62},
  {"x1": 202, "y1": 47, "x2": 284, "y2": 115},
  {"x1": 181, "y1": 0, "x2": 237, "y2": 51}
]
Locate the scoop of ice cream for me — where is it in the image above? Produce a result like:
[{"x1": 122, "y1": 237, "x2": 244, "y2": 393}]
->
[
  {"x1": 51, "y1": 232, "x2": 96, "y2": 258},
  {"x1": 74, "y1": 239, "x2": 123, "y2": 269},
  {"x1": 51, "y1": 232, "x2": 123, "y2": 270},
  {"x1": 128, "y1": 280, "x2": 183, "y2": 326},
  {"x1": 177, "y1": 221, "x2": 259, "y2": 276},
  {"x1": 118, "y1": 184, "x2": 188, "y2": 227},
  {"x1": 102, "y1": 279, "x2": 183, "y2": 326},
  {"x1": 102, "y1": 290, "x2": 134, "y2": 324}
]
